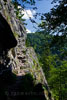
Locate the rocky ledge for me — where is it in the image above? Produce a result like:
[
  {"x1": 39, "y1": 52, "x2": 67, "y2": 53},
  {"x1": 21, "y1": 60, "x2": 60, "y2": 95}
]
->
[{"x1": 0, "y1": 0, "x2": 53, "y2": 100}]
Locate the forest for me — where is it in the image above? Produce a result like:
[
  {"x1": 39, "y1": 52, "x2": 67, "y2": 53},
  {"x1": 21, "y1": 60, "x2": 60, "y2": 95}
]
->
[
  {"x1": 0, "y1": 0, "x2": 67, "y2": 100},
  {"x1": 26, "y1": 30, "x2": 67, "y2": 100},
  {"x1": 25, "y1": 0, "x2": 67, "y2": 100}
]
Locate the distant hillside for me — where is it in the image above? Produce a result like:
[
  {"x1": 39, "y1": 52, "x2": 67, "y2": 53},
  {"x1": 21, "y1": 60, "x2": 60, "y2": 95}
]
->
[
  {"x1": 26, "y1": 31, "x2": 67, "y2": 58},
  {"x1": 26, "y1": 31, "x2": 67, "y2": 100},
  {"x1": 26, "y1": 31, "x2": 52, "y2": 55}
]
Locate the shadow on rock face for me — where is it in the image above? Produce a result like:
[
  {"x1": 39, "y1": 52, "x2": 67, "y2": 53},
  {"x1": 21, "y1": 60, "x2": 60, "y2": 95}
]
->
[
  {"x1": 0, "y1": 13, "x2": 47, "y2": 100},
  {"x1": 32, "y1": 83, "x2": 46, "y2": 100},
  {"x1": 0, "y1": 70, "x2": 47, "y2": 100},
  {"x1": 0, "y1": 13, "x2": 17, "y2": 50}
]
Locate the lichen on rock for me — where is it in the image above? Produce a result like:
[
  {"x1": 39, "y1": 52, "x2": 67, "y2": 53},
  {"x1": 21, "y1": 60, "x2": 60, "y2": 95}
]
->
[{"x1": 0, "y1": 0, "x2": 53, "y2": 100}]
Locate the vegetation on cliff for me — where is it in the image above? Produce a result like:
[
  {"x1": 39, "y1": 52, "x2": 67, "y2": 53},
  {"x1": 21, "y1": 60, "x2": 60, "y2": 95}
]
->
[
  {"x1": 0, "y1": 0, "x2": 52, "y2": 100},
  {"x1": 26, "y1": 0, "x2": 67, "y2": 99},
  {"x1": 26, "y1": 30, "x2": 67, "y2": 100},
  {"x1": 0, "y1": 0, "x2": 67, "y2": 100}
]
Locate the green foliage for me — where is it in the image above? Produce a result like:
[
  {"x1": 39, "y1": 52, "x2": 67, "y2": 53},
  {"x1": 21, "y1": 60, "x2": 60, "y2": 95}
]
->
[
  {"x1": 26, "y1": 30, "x2": 52, "y2": 55},
  {"x1": 12, "y1": 0, "x2": 67, "y2": 99},
  {"x1": 26, "y1": 30, "x2": 67, "y2": 100},
  {"x1": 40, "y1": 0, "x2": 67, "y2": 36},
  {"x1": 12, "y1": 0, "x2": 26, "y2": 22},
  {"x1": 13, "y1": 0, "x2": 36, "y2": 5},
  {"x1": 49, "y1": 61, "x2": 67, "y2": 100}
]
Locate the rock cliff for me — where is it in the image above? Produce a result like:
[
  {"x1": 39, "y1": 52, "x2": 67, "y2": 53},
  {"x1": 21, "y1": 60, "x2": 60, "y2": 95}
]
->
[{"x1": 0, "y1": 0, "x2": 53, "y2": 100}]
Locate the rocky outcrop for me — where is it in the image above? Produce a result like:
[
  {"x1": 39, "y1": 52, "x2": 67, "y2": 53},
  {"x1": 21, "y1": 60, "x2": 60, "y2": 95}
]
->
[
  {"x1": 0, "y1": 13, "x2": 17, "y2": 50},
  {"x1": 0, "y1": 0, "x2": 53, "y2": 100}
]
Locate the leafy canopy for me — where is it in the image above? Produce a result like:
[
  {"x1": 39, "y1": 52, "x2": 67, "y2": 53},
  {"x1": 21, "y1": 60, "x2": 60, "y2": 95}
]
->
[{"x1": 39, "y1": 0, "x2": 67, "y2": 36}]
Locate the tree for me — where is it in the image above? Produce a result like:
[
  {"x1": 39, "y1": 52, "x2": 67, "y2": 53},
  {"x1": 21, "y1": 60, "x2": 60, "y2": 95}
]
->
[
  {"x1": 40, "y1": 0, "x2": 67, "y2": 36},
  {"x1": 49, "y1": 60, "x2": 67, "y2": 100}
]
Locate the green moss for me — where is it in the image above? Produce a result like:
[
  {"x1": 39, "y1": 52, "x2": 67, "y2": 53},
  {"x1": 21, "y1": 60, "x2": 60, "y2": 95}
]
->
[
  {"x1": 13, "y1": 32, "x2": 19, "y2": 38},
  {"x1": 12, "y1": 70, "x2": 18, "y2": 75},
  {"x1": 11, "y1": 48, "x2": 15, "y2": 57},
  {"x1": 0, "y1": 4, "x2": 2, "y2": 10},
  {"x1": 7, "y1": 15, "x2": 11, "y2": 21}
]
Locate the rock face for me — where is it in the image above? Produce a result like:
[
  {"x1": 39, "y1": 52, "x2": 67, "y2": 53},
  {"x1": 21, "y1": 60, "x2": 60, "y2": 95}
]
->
[
  {"x1": 0, "y1": 13, "x2": 17, "y2": 49},
  {"x1": 0, "y1": 0, "x2": 53, "y2": 100}
]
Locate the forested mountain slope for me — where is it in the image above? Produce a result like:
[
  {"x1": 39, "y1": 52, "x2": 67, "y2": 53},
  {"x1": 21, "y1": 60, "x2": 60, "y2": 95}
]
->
[{"x1": 26, "y1": 31, "x2": 67, "y2": 100}]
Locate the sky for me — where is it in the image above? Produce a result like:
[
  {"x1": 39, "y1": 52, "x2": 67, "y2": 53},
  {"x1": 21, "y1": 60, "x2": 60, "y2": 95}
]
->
[{"x1": 17, "y1": 0, "x2": 55, "y2": 33}]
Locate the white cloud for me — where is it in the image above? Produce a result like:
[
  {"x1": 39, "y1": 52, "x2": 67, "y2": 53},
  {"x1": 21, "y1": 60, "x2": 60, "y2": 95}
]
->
[
  {"x1": 26, "y1": 29, "x2": 31, "y2": 33},
  {"x1": 18, "y1": 6, "x2": 22, "y2": 9},
  {"x1": 22, "y1": 9, "x2": 36, "y2": 19},
  {"x1": 17, "y1": 6, "x2": 36, "y2": 20}
]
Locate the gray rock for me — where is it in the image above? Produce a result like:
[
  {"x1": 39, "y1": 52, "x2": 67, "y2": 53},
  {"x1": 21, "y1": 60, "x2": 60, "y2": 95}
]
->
[{"x1": 0, "y1": 1, "x2": 53, "y2": 100}]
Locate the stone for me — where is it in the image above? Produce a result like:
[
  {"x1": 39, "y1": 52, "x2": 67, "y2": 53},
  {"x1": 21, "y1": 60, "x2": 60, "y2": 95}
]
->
[
  {"x1": 0, "y1": 13, "x2": 17, "y2": 49},
  {"x1": 0, "y1": 0, "x2": 53, "y2": 100}
]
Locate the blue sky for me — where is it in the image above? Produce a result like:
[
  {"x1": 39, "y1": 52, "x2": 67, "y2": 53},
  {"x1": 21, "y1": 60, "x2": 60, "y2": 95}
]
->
[{"x1": 17, "y1": 0, "x2": 54, "y2": 33}]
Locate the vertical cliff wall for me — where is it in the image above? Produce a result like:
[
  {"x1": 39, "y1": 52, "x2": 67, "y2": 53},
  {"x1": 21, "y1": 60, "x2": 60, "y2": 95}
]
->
[{"x1": 0, "y1": 0, "x2": 53, "y2": 100}]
